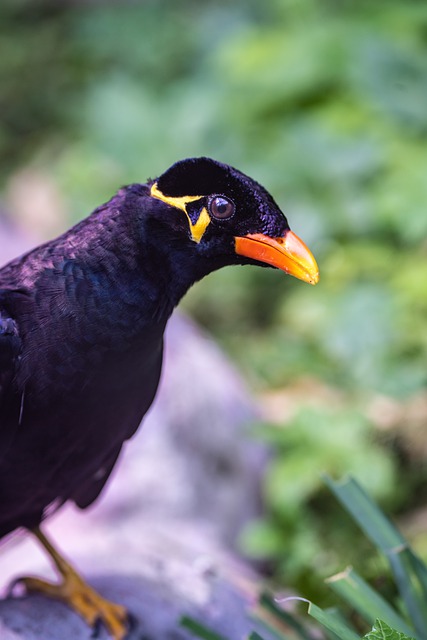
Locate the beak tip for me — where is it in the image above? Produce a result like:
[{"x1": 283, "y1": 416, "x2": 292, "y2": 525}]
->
[{"x1": 308, "y1": 271, "x2": 320, "y2": 286}]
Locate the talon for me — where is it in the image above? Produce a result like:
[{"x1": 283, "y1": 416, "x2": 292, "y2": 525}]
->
[
  {"x1": 10, "y1": 528, "x2": 130, "y2": 640},
  {"x1": 127, "y1": 611, "x2": 138, "y2": 634},
  {"x1": 91, "y1": 617, "x2": 102, "y2": 638}
]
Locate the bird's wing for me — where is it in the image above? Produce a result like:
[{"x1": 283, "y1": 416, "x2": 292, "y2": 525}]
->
[
  {"x1": 72, "y1": 447, "x2": 123, "y2": 509},
  {"x1": 0, "y1": 292, "x2": 21, "y2": 386},
  {"x1": 0, "y1": 290, "x2": 24, "y2": 448}
]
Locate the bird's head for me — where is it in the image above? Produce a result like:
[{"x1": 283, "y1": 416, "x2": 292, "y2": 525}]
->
[{"x1": 147, "y1": 156, "x2": 319, "y2": 287}]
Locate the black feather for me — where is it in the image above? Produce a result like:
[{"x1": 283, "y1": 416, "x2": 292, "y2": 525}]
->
[{"x1": 0, "y1": 157, "x2": 294, "y2": 538}]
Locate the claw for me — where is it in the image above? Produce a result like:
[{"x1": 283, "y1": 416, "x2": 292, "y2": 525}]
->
[
  {"x1": 10, "y1": 527, "x2": 131, "y2": 640},
  {"x1": 91, "y1": 617, "x2": 103, "y2": 639}
]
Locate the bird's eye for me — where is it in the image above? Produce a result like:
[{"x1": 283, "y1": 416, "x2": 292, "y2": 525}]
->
[{"x1": 209, "y1": 196, "x2": 235, "y2": 220}]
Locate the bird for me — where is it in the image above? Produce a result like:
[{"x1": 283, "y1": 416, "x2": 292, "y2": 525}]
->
[{"x1": 0, "y1": 156, "x2": 319, "y2": 639}]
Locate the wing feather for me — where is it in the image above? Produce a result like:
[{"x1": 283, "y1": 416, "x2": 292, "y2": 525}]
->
[
  {"x1": 0, "y1": 290, "x2": 23, "y2": 456},
  {"x1": 0, "y1": 308, "x2": 20, "y2": 393}
]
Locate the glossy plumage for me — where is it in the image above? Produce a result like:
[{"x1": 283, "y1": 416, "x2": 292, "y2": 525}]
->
[{"x1": 0, "y1": 157, "x2": 318, "y2": 540}]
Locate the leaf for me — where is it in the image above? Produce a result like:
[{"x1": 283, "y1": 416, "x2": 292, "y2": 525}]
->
[{"x1": 363, "y1": 619, "x2": 416, "y2": 640}]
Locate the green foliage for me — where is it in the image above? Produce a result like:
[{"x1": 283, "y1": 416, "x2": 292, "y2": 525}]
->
[
  {"x1": 240, "y1": 407, "x2": 400, "y2": 597},
  {"x1": 326, "y1": 477, "x2": 427, "y2": 638},
  {"x1": 364, "y1": 620, "x2": 415, "y2": 640},
  {"x1": 305, "y1": 478, "x2": 427, "y2": 639},
  {"x1": 182, "y1": 478, "x2": 426, "y2": 640}
]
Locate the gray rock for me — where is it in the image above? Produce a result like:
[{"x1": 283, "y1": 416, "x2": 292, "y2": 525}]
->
[{"x1": 0, "y1": 527, "x2": 275, "y2": 640}]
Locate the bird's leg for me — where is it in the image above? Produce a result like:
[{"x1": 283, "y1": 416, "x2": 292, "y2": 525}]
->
[{"x1": 11, "y1": 526, "x2": 129, "y2": 640}]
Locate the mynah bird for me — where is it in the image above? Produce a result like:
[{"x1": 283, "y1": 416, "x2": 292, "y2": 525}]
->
[{"x1": 0, "y1": 157, "x2": 319, "y2": 638}]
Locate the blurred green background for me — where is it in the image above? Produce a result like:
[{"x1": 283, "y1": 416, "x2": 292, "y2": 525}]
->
[{"x1": 2, "y1": 0, "x2": 427, "y2": 603}]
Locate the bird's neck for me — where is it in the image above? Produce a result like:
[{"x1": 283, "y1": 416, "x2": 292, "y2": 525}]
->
[{"x1": 62, "y1": 210, "x2": 197, "y2": 334}]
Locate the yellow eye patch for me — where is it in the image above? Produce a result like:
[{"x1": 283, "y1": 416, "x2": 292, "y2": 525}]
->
[{"x1": 150, "y1": 182, "x2": 211, "y2": 243}]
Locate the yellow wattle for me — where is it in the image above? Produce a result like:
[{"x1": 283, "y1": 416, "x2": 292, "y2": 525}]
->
[{"x1": 150, "y1": 183, "x2": 210, "y2": 243}]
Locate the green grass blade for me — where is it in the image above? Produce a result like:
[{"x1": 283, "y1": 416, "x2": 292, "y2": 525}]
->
[
  {"x1": 323, "y1": 607, "x2": 353, "y2": 640},
  {"x1": 406, "y1": 551, "x2": 427, "y2": 603},
  {"x1": 325, "y1": 476, "x2": 427, "y2": 637},
  {"x1": 326, "y1": 566, "x2": 414, "y2": 636},
  {"x1": 258, "y1": 592, "x2": 314, "y2": 640},
  {"x1": 307, "y1": 602, "x2": 360, "y2": 640},
  {"x1": 323, "y1": 475, "x2": 405, "y2": 551},
  {"x1": 386, "y1": 549, "x2": 426, "y2": 638},
  {"x1": 180, "y1": 615, "x2": 230, "y2": 640},
  {"x1": 248, "y1": 633, "x2": 267, "y2": 640}
]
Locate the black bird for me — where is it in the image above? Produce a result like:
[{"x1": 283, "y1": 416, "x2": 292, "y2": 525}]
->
[{"x1": 0, "y1": 157, "x2": 319, "y2": 638}]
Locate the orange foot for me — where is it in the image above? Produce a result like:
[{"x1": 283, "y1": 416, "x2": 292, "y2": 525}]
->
[{"x1": 11, "y1": 527, "x2": 129, "y2": 640}]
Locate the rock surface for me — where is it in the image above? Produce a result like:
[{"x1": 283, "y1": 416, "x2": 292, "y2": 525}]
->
[{"x1": 0, "y1": 522, "x2": 273, "y2": 640}]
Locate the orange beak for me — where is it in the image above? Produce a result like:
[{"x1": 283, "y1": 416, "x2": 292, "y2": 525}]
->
[{"x1": 234, "y1": 230, "x2": 319, "y2": 285}]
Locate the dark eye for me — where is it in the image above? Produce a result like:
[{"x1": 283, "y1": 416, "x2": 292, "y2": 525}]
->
[{"x1": 209, "y1": 195, "x2": 235, "y2": 220}]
